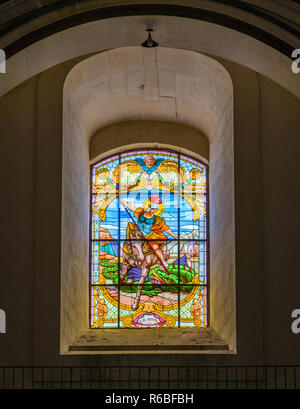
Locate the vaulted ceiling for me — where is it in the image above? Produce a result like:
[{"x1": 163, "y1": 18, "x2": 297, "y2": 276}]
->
[
  {"x1": 0, "y1": 0, "x2": 299, "y2": 58},
  {"x1": 64, "y1": 46, "x2": 233, "y2": 141}
]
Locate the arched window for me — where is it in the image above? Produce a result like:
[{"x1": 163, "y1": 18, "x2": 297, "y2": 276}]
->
[{"x1": 90, "y1": 149, "x2": 208, "y2": 329}]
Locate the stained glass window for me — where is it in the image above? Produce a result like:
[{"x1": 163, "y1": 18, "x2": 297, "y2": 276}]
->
[{"x1": 90, "y1": 149, "x2": 208, "y2": 329}]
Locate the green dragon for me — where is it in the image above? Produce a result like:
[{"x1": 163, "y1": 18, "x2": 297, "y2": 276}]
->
[{"x1": 98, "y1": 259, "x2": 200, "y2": 296}]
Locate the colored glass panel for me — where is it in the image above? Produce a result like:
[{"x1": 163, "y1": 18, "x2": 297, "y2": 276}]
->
[{"x1": 90, "y1": 150, "x2": 208, "y2": 328}]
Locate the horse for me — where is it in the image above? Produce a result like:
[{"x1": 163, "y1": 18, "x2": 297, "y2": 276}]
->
[{"x1": 120, "y1": 223, "x2": 167, "y2": 310}]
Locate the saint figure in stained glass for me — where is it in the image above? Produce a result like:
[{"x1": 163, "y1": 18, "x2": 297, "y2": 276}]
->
[{"x1": 119, "y1": 196, "x2": 178, "y2": 309}]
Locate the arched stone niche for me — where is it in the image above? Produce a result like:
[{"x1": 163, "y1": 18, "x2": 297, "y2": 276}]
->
[
  {"x1": 61, "y1": 46, "x2": 235, "y2": 354},
  {"x1": 90, "y1": 121, "x2": 209, "y2": 164}
]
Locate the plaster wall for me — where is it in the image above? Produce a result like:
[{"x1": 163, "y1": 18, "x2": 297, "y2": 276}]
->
[
  {"x1": 259, "y1": 75, "x2": 300, "y2": 364},
  {"x1": 0, "y1": 77, "x2": 38, "y2": 364}
]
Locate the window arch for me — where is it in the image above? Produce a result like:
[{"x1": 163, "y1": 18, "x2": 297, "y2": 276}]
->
[{"x1": 90, "y1": 149, "x2": 208, "y2": 329}]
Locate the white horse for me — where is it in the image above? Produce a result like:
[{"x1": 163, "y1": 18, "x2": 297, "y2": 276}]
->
[{"x1": 120, "y1": 225, "x2": 168, "y2": 310}]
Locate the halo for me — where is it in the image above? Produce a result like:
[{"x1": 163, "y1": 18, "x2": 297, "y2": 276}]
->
[{"x1": 143, "y1": 198, "x2": 164, "y2": 216}]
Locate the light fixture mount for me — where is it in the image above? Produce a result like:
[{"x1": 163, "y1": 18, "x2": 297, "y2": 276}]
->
[{"x1": 141, "y1": 28, "x2": 159, "y2": 48}]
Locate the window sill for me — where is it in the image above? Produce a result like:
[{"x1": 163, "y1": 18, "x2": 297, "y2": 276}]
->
[{"x1": 65, "y1": 327, "x2": 230, "y2": 354}]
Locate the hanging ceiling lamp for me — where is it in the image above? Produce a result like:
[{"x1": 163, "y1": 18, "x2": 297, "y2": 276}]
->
[{"x1": 141, "y1": 28, "x2": 159, "y2": 48}]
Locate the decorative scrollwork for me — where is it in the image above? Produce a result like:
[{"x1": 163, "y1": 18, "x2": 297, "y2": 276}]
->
[
  {"x1": 194, "y1": 318, "x2": 203, "y2": 328},
  {"x1": 96, "y1": 318, "x2": 104, "y2": 327},
  {"x1": 122, "y1": 315, "x2": 133, "y2": 328},
  {"x1": 165, "y1": 315, "x2": 176, "y2": 327},
  {"x1": 189, "y1": 168, "x2": 203, "y2": 180},
  {"x1": 96, "y1": 289, "x2": 108, "y2": 318}
]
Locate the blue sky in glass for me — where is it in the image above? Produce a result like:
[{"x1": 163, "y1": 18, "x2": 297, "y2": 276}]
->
[{"x1": 92, "y1": 193, "x2": 206, "y2": 240}]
